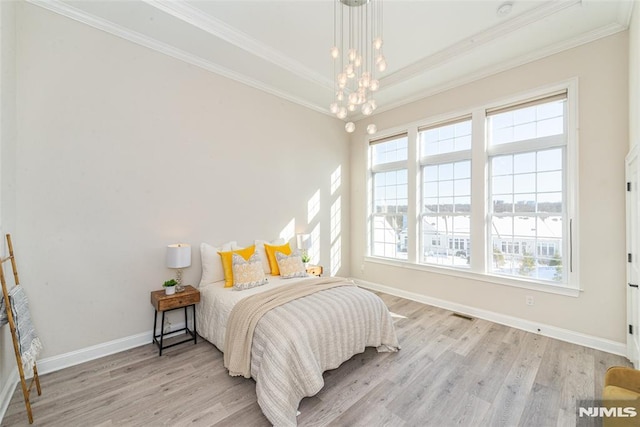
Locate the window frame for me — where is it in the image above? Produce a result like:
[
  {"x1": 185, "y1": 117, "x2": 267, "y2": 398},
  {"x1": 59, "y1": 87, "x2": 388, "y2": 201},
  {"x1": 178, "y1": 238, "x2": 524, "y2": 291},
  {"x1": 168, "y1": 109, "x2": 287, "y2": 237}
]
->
[
  {"x1": 368, "y1": 133, "x2": 410, "y2": 261},
  {"x1": 418, "y1": 117, "x2": 473, "y2": 269},
  {"x1": 364, "y1": 80, "x2": 579, "y2": 296},
  {"x1": 487, "y1": 144, "x2": 567, "y2": 283},
  {"x1": 485, "y1": 91, "x2": 574, "y2": 287}
]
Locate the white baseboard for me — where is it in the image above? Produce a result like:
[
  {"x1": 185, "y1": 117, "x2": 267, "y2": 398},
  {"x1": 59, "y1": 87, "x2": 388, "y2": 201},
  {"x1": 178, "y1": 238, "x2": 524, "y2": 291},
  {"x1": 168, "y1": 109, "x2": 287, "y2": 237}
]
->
[
  {"x1": 37, "y1": 320, "x2": 188, "y2": 375},
  {"x1": 353, "y1": 278, "x2": 628, "y2": 357},
  {"x1": 0, "y1": 368, "x2": 18, "y2": 423},
  {"x1": 0, "y1": 321, "x2": 187, "y2": 423},
  {"x1": 0, "y1": 330, "x2": 151, "y2": 423},
  {"x1": 0, "y1": 283, "x2": 628, "y2": 422},
  {"x1": 37, "y1": 330, "x2": 152, "y2": 375}
]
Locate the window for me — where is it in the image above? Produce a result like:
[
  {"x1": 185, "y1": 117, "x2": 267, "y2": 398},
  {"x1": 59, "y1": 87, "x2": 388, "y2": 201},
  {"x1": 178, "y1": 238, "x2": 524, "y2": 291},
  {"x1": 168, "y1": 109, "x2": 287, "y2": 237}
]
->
[
  {"x1": 537, "y1": 242, "x2": 556, "y2": 257},
  {"x1": 367, "y1": 86, "x2": 576, "y2": 290},
  {"x1": 420, "y1": 119, "x2": 471, "y2": 268},
  {"x1": 501, "y1": 241, "x2": 525, "y2": 254},
  {"x1": 370, "y1": 134, "x2": 408, "y2": 260},
  {"x1": 488, "y1": 94, "x2": 567, "y2": 283},
  {"x1": 421, "y1": 119, "x2": 472, "y2": 155}
]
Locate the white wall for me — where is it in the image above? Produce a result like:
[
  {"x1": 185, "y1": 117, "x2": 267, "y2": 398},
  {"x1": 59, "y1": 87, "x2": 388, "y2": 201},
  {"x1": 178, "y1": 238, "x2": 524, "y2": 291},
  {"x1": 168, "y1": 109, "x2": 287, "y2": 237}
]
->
[
  {"x1": 4, "y1": 0, "x2": 634, "y2": 382},
  {"x1": 631, "y1": 3, "x2": 639, "y2": 150},
  {"x1": 350, "y1": 32, "x2": 629, "y2": 344},
  {"x1": 0, "y1": 0, "x2": 17, "y2": 408},
  {"x1": 13, "y1": 2, "x2": 350, "y2": 359}
]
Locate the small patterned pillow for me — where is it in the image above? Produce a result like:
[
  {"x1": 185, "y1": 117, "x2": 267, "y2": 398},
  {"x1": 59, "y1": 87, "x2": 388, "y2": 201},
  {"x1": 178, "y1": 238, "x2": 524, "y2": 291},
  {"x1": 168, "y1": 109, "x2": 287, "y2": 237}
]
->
[
  {"x1": 275, "y1": 251, "x2": 309, "y2": 279},
  {"x1": 232, "y1": 252, "x2": 267, "y2": 290}
]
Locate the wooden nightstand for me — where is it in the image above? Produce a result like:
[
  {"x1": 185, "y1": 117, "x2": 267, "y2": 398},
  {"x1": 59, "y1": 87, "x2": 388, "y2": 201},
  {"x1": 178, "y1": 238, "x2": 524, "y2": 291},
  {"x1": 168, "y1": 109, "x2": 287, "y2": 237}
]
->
[
  {"x1": 150, "y1": 285, "x2": 200, "y2": 356},
  {"x1": 306, "y1": 265, "x2": 323, "y2": 277}
]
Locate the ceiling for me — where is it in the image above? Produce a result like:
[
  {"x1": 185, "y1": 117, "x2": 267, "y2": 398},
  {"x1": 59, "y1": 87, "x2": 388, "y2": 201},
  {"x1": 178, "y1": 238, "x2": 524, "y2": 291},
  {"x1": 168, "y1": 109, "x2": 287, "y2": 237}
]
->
[{"x1": 30, "y1": 0, "x2": 635, "y2": 119}]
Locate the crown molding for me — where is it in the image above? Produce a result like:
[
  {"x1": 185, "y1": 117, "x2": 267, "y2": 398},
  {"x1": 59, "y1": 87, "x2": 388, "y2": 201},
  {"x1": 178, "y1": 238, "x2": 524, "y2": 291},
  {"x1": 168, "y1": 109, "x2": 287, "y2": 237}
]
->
[
  {"x1": 25, "y1": 0, "x2": 328, "y2": 116},
  {"x1": 143, "y1": 0, "x2": 334, "y2": 91},
  {"x1": 616, "y1": 0, "x2": 635, "y2": 27},
  {"x1": 23, "y1": 0, "x2": 632, "y2": 122},
  {"x1": 373, "y1": 21, "x2": 627, "y2": 117},
  {"x1": 382, "y1": 0, "x2": 582, "y2": 89}
]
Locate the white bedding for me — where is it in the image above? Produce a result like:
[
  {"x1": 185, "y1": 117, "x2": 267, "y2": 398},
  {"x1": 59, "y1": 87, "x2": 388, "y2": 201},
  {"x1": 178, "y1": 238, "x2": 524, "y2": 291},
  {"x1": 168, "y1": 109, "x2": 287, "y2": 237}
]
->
[
  {"x1": 196, "y1": 275, "x2": 308, "y2": 351},
  {"x1": 195, "y1": 276, "x2": 399, "y2": 426}
]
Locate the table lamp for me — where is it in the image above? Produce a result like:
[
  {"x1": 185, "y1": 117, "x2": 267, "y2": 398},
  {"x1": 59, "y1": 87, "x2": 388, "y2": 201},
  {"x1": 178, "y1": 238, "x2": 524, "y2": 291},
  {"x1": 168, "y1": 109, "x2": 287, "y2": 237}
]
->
[{"x1": 166, "y1": 243, "x2": 191, "y2": 291}]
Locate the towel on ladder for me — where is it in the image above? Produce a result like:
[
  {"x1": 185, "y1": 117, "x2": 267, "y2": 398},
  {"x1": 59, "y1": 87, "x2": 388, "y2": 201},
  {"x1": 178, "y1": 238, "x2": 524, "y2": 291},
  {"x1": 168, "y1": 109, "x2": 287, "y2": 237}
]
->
[{"x1": 0, "y1": 285, "x2": 42, "y2": 376}]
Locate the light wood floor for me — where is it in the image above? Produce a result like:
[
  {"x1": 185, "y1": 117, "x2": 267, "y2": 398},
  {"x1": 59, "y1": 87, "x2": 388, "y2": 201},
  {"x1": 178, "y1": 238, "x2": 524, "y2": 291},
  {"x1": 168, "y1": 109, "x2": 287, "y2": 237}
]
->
[{"x1": 2, "y1": 292, "x2": 631, "y2": 426}]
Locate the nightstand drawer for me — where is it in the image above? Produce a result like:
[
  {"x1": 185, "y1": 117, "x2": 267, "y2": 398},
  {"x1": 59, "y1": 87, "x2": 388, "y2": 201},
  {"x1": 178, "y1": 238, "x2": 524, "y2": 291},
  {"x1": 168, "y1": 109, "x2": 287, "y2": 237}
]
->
[{"x1": 151, "y1": 285, "x2": 200, "y2": 311}]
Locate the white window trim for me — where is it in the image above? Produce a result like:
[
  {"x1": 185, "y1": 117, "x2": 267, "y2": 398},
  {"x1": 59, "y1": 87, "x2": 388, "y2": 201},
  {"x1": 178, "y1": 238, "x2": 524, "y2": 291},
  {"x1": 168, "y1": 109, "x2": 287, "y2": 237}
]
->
[
  {"x1": 418, "y1": 122, "x2": 473, "y2": 269},
  {"x1": 364, "y1": 78, "x2": 580, "y2": 295},
  {"x1": 368, "y1": 133, "x2": 410, "y2": 261},
  {"x1": 363, "y1": 254, "x2": 581, "y2": 297},
  {"x1": 371, "y1": 160, "x2": 406, "y2": 173}
]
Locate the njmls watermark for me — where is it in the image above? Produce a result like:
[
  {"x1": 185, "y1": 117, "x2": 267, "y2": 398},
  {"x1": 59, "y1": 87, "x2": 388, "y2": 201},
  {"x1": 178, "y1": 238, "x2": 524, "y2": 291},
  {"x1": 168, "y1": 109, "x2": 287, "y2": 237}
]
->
[
  {"x1": 577, "y1": 399, "x2": 640, "y2": 427},
  {"x1": 579, "y1": 407, "x2": 637, "y2": 417}
]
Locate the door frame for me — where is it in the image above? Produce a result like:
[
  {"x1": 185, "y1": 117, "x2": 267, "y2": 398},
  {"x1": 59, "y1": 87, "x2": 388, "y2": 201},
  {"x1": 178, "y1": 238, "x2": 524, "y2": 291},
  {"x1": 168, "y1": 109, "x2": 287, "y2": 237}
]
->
[{"x1": 626, "y1": 145, "x2": 640, "y2": 367}]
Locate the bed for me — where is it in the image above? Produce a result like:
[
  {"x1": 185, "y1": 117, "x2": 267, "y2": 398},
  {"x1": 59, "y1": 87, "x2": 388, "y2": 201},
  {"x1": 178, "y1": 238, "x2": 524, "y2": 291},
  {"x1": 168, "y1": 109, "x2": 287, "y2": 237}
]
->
[{"x1": 196, "y1": 274, "x2": 399, "y2": 426}]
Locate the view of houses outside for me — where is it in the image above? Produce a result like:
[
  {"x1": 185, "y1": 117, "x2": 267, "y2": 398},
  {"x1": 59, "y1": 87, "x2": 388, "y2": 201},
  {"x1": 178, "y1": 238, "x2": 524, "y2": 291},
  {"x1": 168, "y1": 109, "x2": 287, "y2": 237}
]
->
[
  {"x1": 373, "y1": 215, "x2": 562, "y2": 281},
  {"x1": 370, "y1": 96, "x2": 566, "y2": 284},
  {"x1": 487, "y1": 98, "x2": 565, "y2": 283}
]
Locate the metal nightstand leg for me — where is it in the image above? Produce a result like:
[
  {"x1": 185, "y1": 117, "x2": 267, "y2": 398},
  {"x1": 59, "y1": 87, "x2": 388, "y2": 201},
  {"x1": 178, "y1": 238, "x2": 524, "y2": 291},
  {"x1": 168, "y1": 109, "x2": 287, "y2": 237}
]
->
[
  {"x1": 153, "y1": 309, "x2": 158, "y2": 340},
  {"x1": 159, "y1": 311, "x2": 165, "y2": 356},
  {"x1": 152, "y1": 305, "x2": 197, "y2": 356}
]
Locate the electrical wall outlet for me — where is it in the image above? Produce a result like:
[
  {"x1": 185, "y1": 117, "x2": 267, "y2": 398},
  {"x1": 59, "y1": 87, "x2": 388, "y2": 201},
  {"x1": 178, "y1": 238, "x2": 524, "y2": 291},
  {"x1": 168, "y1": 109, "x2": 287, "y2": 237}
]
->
[{"x1": 525, "y1": 296, "x2": 534, "y2": 306}]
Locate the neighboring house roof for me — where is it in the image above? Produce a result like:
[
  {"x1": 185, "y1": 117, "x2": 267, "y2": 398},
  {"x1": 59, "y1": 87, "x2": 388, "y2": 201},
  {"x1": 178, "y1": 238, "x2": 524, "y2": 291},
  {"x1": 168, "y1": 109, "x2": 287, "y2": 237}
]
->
[{"x1": 422, "y1": 215, "x2": 563, "y2": 240}]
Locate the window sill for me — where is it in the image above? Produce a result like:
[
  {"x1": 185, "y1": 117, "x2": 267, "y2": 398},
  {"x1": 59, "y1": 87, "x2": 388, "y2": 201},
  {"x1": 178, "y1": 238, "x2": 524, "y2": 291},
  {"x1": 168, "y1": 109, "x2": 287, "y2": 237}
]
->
[{"x1": 363, "y1": 256, "x2": 581, "y2": 297}]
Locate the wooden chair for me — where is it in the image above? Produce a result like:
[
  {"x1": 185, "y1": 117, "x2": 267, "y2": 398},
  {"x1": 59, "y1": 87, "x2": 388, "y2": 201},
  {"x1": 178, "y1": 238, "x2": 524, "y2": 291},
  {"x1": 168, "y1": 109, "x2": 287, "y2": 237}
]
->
[{"x1": 0, "y1": 234, "x2": 42, "y2": 424}]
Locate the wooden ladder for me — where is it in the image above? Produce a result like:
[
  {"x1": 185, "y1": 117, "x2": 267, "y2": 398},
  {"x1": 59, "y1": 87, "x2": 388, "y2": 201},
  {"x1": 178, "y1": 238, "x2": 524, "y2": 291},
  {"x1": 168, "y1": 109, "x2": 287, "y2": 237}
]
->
[{"x1": 0, "y1": 234, "x2": 41, "y2": 424}]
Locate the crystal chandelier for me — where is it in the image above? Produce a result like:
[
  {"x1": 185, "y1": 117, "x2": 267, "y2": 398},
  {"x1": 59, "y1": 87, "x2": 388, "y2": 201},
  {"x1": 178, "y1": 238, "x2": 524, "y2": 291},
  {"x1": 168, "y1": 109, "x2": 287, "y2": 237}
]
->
[{"x1": 329, "y1": 0, "x2": 385, "y2": 134}]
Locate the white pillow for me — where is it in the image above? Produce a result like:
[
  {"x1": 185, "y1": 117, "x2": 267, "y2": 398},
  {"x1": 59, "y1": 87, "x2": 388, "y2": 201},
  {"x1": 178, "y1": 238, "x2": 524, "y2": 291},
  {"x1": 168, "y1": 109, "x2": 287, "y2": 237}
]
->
[
  {"x1": 199, "y1": 241, "x2": 236, "y2": 286},
  {"x1": 254, "y1": 238, "x2": 285, "y2": 274}
]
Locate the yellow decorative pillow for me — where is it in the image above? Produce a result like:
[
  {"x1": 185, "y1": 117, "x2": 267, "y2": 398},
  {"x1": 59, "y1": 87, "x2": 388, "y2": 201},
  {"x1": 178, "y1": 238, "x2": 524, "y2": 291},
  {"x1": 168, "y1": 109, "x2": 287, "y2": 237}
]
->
[
  {"x1": 264, "y1": 242, "x2": 291, "y2": 275},
  {"x1": 219, "y1": 245, "x2": 256, "y2": 287}
]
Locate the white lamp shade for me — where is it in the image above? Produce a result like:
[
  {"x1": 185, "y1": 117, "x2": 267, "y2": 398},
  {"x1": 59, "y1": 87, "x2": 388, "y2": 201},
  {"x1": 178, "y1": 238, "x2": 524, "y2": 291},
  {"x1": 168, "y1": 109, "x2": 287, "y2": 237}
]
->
[
  {"x1": 296, "y1": 234, "x2": 311, "y2": 251},
  {"x1": 166, "y1": 244, "x2": 191, "y2": 268}
]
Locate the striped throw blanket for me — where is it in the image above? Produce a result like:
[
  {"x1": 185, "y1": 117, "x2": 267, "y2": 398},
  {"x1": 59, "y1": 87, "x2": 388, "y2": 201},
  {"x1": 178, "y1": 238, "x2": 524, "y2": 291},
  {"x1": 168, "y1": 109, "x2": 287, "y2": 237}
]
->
[
  {"x1": 0, "y1": 285, "x2": 43, "y2": 377},
  {"x1": 224, "y1": 277, "x2": 399, "y2": 426},
  {"x1": 224, "y1": 276, "x2": 352, "y2": 378}
]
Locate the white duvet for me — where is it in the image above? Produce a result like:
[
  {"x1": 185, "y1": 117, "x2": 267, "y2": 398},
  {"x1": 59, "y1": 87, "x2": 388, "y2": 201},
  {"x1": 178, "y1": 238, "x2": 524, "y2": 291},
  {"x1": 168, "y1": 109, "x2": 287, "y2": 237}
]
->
[
  {"x1": 196, "y1": 276, "x2": 399, "y2": 426},
  {"x1": 196, "y1": 276, "x2": 298, "y2": 351}
]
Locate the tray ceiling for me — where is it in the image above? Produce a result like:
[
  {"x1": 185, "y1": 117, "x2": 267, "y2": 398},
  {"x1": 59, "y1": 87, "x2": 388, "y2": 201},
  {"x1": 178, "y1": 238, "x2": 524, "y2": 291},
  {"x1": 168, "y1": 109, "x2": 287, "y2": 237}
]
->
[{"x1": 29, "y1": 0, "x2": 635, "y2": 118}]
